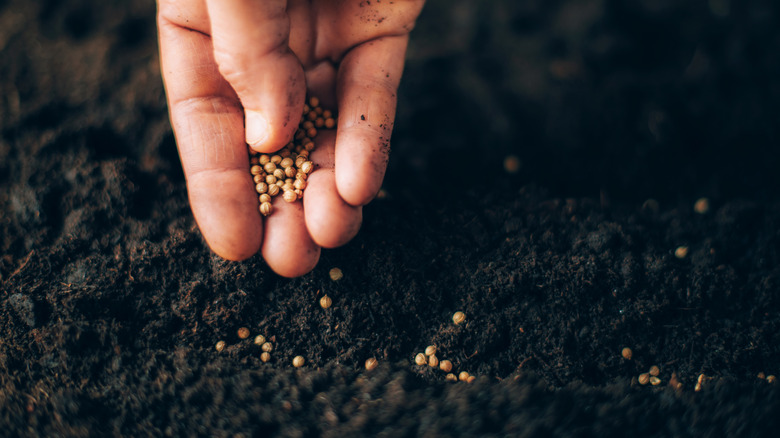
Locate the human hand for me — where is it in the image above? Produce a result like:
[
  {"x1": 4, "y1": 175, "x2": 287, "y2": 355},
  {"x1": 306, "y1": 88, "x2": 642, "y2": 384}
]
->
[{"x1": 156, "y1": 0, "x2": 425, "y2": 277}]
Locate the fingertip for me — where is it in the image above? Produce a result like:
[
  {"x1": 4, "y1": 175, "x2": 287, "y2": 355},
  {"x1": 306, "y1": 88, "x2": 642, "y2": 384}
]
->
[
  {"x1": 336, "y1": 167, "x2": 384, "y2": 207},
  {"x1": 264, "y1": 246, "x2": 321, "y2": 278},
  {"x1": 261, "y1": 201, "x2": 321, "y2": 278}
]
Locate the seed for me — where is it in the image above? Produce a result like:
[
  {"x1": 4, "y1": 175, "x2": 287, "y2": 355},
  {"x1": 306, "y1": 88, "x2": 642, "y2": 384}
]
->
[
  {"x1": 503, "y1": 155, "x2": 521, "y2": 173},
  {"x1": 322, "y1": 110, "x2": 332, "y2": 118},
  {"x1": 300, "y1": 161, "x2": 313, "y2": 174},
  {"x1": 263, "y1": 162, "x2": 276, "y2": 173},
  {"x1": 282, "y1": 182, "x2": 295, "y2": 193},
  {"x1": 271, "y1": 155, "x2": 282, "y2": 164},
  {"x1": 445, "y1": 373, "x2": 457, "y2": 382},
  {"x1": 259, "y1": 194, "x2": 271, "y2": 204},
  {"x1": 675, "y1": 246, "x2": 689, "y2": 259},
  {"x1": 428, "y1": 355, "x2": 439, "y2": 367},
  {"x1": 292, "y1": 356, "x2": 305, "y2": 368},
  {"x1": 259, "y1": 155, "x2": 270, "y2": 165},
  {"x1": 253, "y1": 174, "x2": 265, "y2": 184},
  {"x1": 295, "y1": 157, "x2": 306, "y2": 168},
  {"x1": 237, "y1": 327, "x2": 250, "y2": 339},
  {"x1": 283, "y1": 190, "x2": 298, "y2": 203},
  {"x1": 365, "y1": 358, "x2": 378, "y2": 371},
  {"x1": 268, "y1": 184, "x2": 280, "y2": 197},
  {"x1": 309, "y1": 96, "x2": 320, "y2": 108},
  {"x1": 425, "y1": 345, "x2": 437, "y2": 357},
  {"x1": 261, "y1": 342, "x2": 273, "y2": 352},
  {"x1": 294, "y1": 179, "x2": 307, "y2": 190},
  {"x1": 638, "y1": 373, "x2": 650, "y2": 385},
  {"x1": 256, "y1": 182, "x2": 268, "y2": 194},
  {"x1": 306, "y1": 127, "x2": 317, "y2": 138},
  {"x1": 294, "y1": 189, "x2": 303, "y2": 198},
  {"x1": 768, "y1": 375, "x2": 777, "y2": 383},
  {"x1": 452, "y1": 311, "x2": 466, "y2": 325},
  {"x1": 758, "y1": 372, "x2": 766, "y2": 379},
  {"x1": 325, "y1": 118, "x2": 336, "y2": 129},
  {"x1": 259, "y1": 202, "x2": 273, "y2": 217},
  {"x1": 215, "y1": 340, "x2": 226, "y2": 352},
  {"x1": 265, "y1": 174, "x2": 277, "y2": 185},
  {"x1": 250, "y1": 156, "x2": 259, "y2": 165},
  {"x1": 307, "y1": 111, "x2": 317, "y2": 121},
  {"x1": 280, "y1": 148, "x2": 291, "y2": 158},
  {"x1": 439, "y1": 360, "x2": 453, "y2": 373},
  {"x1": 279, "y1": 158, "x2": 294, "y2": 169},
  {"x1": 649, "y1": 376, "x2": 662, "y2": 386},
  {"x1": 254, "y1": 335, "x2": 266, "y2": 346},
  {"x1": 621, "y1": 347, "x2": 633, "y2": 360},
  {"x1": 260, "y1": 352, "x2": 271, "y2": 363},
  {"x1": 459, "y1": 371, "x2": 470, "y2": 382},
  {"x1": 250, "y1": 165, "x2": 263, "y2": 175},
  {"x1": 315, "y1": 106, "x2": 323, "y2": 115},
  {"x1": 319, "y1": 295, "x2": 332, "y2": 309},
  {"x1": 467, "y1": 376, "x2": 476, "y2": 383},
  {"x1": 649, "y1": 365, "x2": 660, "y2": 376},
  {"x1": 285, "y1": 166, "x2": 297, "y2": 178},
  {"x1": 414, "y1": 353, "x2": 426, "y2": 366},
  {"x1": 315, "y1": 117, "x2": 325, "y2": 128},
  {"x1": 272, "y1": 169, "x2": 284, "y2": 181},
  {"x1": 694, "y1": 197, "x2": 710, "y2": 214},
  {"x1": 329, "y1": 268, "x2": 343, "y2": 281}
]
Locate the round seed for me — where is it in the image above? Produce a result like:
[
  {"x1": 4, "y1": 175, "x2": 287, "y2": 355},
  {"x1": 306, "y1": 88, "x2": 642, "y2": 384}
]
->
[
  {"x1": 260, "y1": 352, "x2": 271, "y2": 363},
  {"x1": 322, "y1": 110, "x2": 332, "y2": 119},
  {"x1": 675, "y1": 246, "x2": 689, "y2": 259},
  {"x1": 503, "y1": 155, "x2": 521, "y2": 173},
  {"x1": 280, "y1": 148, "x2": 291, "y2": 158},
  {"x1": 292, "y1": 356, "x2": 305, "y2": 368},
  {"x1": 649, "y1": 376, "x2": 662, "y2": 386},
  {"x1": 638, "y1": 373, "x2": 650, "y2": 385},
  {"x1": 439, "y1": 360, "x2": 453, "y2": 373},
  {"x1": 285, "y1": 166, "x2": 297, "y2": 178},
  {"x1": 768, "y1": 375, "x2": 777, "y2": 383},
  {"x1": 215, "y1": 340, "x2": 226, "y2": 352},
  {"x1": 271, "y1": 155, "x2": 282, "y2": 164},
  {"x1": 445, "y1": 373, "x2": 457, "y2": 382},
  {"x1": 649, "y1": 365, "x2": 660, "y2": 376},
  {"x1": 300, "y1": 161, "x2": 313, "y2": 174},
  {"x1": 261, "y1": 342, "x2": 273, "y2": 352},
  {"x1": 259, "y1": 194, "x2": 271, "y2": 204},
  {"x1": 237, "y1": 327, "x2": 250, "y2": 339},
  {"x1": 263, "y1": 162, "x2": 276, "y2": 173},
  {"x1": 425, "y1": 345, "x2": 437, "y2": 357},
  {"x1": 294, "y1": 179, "x2": 307, "y2": 190},
  {"x1": 309, "y1": 97, "x2": 320, "y2": 108},
  {"x1": 282, "y1": 190, "x2": 298, "y2": 203},
  {"x1": 319, "y1": 295, "x2": 332, "y2": 309},
  {"x1": 621, "y1": 347, "x2": 633, "y2": 360},
  {"x1": 758, "y1": 372, "x2": 766, "y2": 379},
  {"x1": 253, "y1": 174, "x2": 265, "y2": 184},
  {"x1": 302, "y1": 121, "x2": 314, "y2": 130},
  {"x1": 467, "y1": 376, "x2": 476, "y2": 383},
  {"x1": 268, "y1": 184, "x2": 280, "y2": 197},
  {"x1": 452, "y1": 311, "x2": 466, "y2": 325},
  {"x1": 325, "y1": 118, "x2": 336, "y2": 129},
  {"x1": 694, "y1": 197, "x2": 710, "y2": 214},
  {"x1": 273, "y1": 168, "x2": 285, "y2": 180},
  {"x1": 329, "y1": 268, "x2": 343, "y2": 281},
  {"x1": 458, "y1": 371, "x2": 470, "y2": 382},
  {"x1": 265, "y1": 174, "x2": 277, "y2": 185},
  {"x1": 254, "y1": 335, "x2": 266, "y2": 346},
  {"x1": 250, "y1": 165, "x2": 263, "y2": 175},
  {"x1": 306, "y1": 127, "x2": 317, "y2": 138},
  {"x1": 282, "y1": 183, "x2": 295, "y2": 193},
  {"x1": 414, "y1": 353, "x2": 426, "y2": 366},
  {"x1": 365, "y1": 358, "x2": 378, "y2": 371},
  {"x1": 259, "y1": 155, "x2": 270, "y2": 165},
  {"x1": 256, "y1": 182, "x2": 268, "y2": 194},
  {"x1": 428, "y1": 355, "x2": 439, "y2": 367},
  {"x1": 315, "y1": 117, "x2": 325, "y2": 128},
  {"x1": 259, "y1": 202, "x2": 272, "y2": 217}
]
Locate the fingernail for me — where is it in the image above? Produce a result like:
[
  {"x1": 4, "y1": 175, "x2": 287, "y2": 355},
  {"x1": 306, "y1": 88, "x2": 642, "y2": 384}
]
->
[{"x1": 245, "y1": 110, "x2": 269, "y2": 149}]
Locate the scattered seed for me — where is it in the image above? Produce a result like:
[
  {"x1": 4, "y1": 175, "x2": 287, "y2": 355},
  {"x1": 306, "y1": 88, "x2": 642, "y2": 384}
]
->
[
  {"x1": 428, "y1": 355, "x2": 439, "y2": 368},
  {"x1": 445, "y1": 373, "x2": 458, "y2": 382},
  {"x1": 638, "y1": 373, "x2": 650, "y2": 385},
  {"x1": 767, "y1": 375, "x2": 777, "y2": 383},
  {"x1": 758, "y1": 372, "x2": 766, "y2": 379},
  {"x1": 215, "y1": 340, "x2": 226, "y2": 352},
  {"x1": 425, "y1": 345, "x2": 437, "y2": 357},
  {"x1": 319, "y1": 295, "x2": 332, "y2": 309},
  {"x1": 452, "y1": 311, "x2": 466, "y2": 325},
  {"x1": 365, "y1": 358, "x2": 378, "y2": 371},
  {"x1": 237, "y1": 327, "x2": 250, "y2": 339},
  {"x1": 261, "y1": 342, "x2": 273, "y2": 352},
  {"x1": 439, "y1": 360, "x2": 453, "y2": 373},
  {"x1": 329, "y1": 268, "x2": 343, "y2": 281},
  {"x1": 260, "y1": 352, "x2": 271, "y2": 363},
  {"x1": 414, "y1": 353, "x2": 427, "y2": 366},
  {"x1": 254, "y1": 335, "x2": 266, "y2": 346},
  {"x1": 292, "y1": 356, "x2": 305, "y2": 368},
  {"x1": 649, "y1": 376, "x2": 662, "y2": 386},
  {"x1": 459, "y1": 371, "x2": 470, "y2": 382},
  {"x1": 467, "y1": 376, "x2": 476, "y2": 383},
  {"x1": 621, "y1": 347, "x2": 633, "y2": 360},
  {"x1": 649, "y1": 365, "x2": 660, "y2": 376},
  {"x1": 503, "y1": 155, "x2": 521, "y2": 173},
  {"x1": 694, "y1": 197, "x2": 710, "y2": 214},
  {"x1": 675, "y1": 246, "x2": 689, "y2": 259}
]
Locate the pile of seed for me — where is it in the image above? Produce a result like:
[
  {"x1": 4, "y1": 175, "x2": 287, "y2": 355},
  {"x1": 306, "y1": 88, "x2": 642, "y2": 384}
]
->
[
  {"x1": 414, "y1": 344, "x2": 476, "y2": 383},
  {"x1": 249, "y1": 97, "x2": 337, "y2": 216}
]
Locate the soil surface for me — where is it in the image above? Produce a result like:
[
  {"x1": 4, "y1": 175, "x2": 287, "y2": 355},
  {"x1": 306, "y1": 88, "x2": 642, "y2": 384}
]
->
[{"x1": 2, "y1": 0, "x2": 780, "y2": 436}]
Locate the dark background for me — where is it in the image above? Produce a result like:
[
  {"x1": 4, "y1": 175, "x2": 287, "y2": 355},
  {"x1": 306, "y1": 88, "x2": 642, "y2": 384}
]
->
[{"x1": 2, "y1": 0, "x2": 779, "y2": 435}]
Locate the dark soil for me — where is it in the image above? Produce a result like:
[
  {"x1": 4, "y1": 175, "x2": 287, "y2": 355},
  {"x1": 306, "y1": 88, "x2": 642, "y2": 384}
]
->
[{"x1": 2, "y1": 0, "x2": 780, "y2": 436}]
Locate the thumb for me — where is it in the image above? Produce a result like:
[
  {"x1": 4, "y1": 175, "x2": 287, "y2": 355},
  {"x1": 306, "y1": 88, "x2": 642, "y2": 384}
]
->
[{"x1": 206, "y1": 0, "x2": 305, "y2": 152}]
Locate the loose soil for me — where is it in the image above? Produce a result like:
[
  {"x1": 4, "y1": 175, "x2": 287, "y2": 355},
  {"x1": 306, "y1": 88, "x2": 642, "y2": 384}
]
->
[{"x1": 2, "y1": 0, "x2": 779, "y2": 436}]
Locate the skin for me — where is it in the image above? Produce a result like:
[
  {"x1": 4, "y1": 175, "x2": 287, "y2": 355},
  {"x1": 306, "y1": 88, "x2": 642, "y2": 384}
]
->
[{"x1": 156, "y1": 0, "x2": 425, "y2": 277}]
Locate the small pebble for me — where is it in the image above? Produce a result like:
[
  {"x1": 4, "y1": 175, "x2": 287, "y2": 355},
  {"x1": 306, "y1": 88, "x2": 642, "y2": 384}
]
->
[{"x1": 329, "y1": 268, "x2": 343, "y2": 281}]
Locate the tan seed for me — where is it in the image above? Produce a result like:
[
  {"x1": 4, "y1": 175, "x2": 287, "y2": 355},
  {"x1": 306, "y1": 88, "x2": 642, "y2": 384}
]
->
[
  {"x1": 237, "y1": 327, "x2": 250, "y2": 339},
  {"x1": 638, "y1": 373, "x2": 650, "y2": 385},
  {"x1": 414, "y1": 353, "x2": 426, "y2": 366},
  {"x1": 301, "y1": 161, "x2": 313, "y2": 174},
  {"x1": 467, "y1": 376, "x2": 476, "y2": 383},
  {"x1": 503, "y1": 155, "x2": 521, "y2": 173},
  {"x1": 263, "y1": 162, "x2": 276, "y2": 173},
  {"x1": 309, "y1": 96, "x2": 320, "y2": 108},
  {"x1": 215, "y1": 340, "x2": 226, "y2": 352},
  {"x1": 649, "y1": 365, "x2": 660, "y2": 376},
  {"x1": 428, "y1": 355, "x2": 439, "y2": 367},
  {"x1": 319, "y1": 295, "x2": 332, "y2": 309},
  {"x1": 265, "y1": 174, "x2": 277, "y2": 185},
  {"x1": 253, "y1": 174, "x2": 264, "y2": 184},
  {"x1": 250, "y1": 165, "x2": 263, "y2": 175},
  {"x1": 315, "y1": 117, "x2": 325, "y2": 128},
  {"x1": 452, "y1": 311, "x2": 466, "y2": 325},
  {"x1": 621, "y1": 347, "x2": 633, "y2": 360},
  {"x1": 285, "y1": 166, "x2": 297, "y2": 178},
  {"x1": 767, "y1": 375, "x2": 777, "y2": 383},
  {"x1": 271, "y1": 155, "x2": 282, "y2": 164},
  {"x1": 283, "y1": 190, "x2": 298, "y2": 203},
  {"x1": 445, "y1": 373, "x2": 457, "y2": 382},
  {"x1": 365, "y1": 358, "x2": 378, "y2": 371},
  {"x1": 260, "y1": 352, "x2": 271, "y2": 363},
  {"x1": 280, "y1": 148, "x2": 291, "y2": 158},
  {"x1": 439, "y1": 360, "x2": 453, "y2": 373},
  {"x1": 649, "y1": 376, "x2": 662, "y2": 386},
  {"x1": 325, "y1": 118, "x2": 336, "y2": 129},
  {"x1": 694, "y1": 197, "x2": 710, "y2": 214},
  {"x1": 256, "y1": 182, "x2": 268, "y2": 194},
  {"x1": 758, "y1": 372, "x2": 766, "y2": 379},
  {"x1": 425, "y1": 345, "x2": 437, "y2": 357},
  {"x1": 268, "y1": 184, "x2": 280, "y2": 197},
  {"x1": 459, "y1": 371, "x2": 470, "y2": 382},
  {"x1": 294, "y1": 179, "x2": 307, "y2": 190},
  {"x1": 254, "y1": 335, "x2": 266, "y2": 346},
  {"x1": 261, "y1": 342, "x2": 273, "y2": 352},
  {"x1": 322, "y1": 110, "x2": 332, "y2": 119},
  {"x1": 329, "y1": 267, "x2": 343, "y2": 281},
  {"x1": 259, "y1": 155, "x2": 270, "y2": 165},
  {"x1": 259, "y1": 194, "x2": 271, "y2": 204},
  {"x1": 675, "y1": 246, "x2": 689, "y2": 259},
  {"x1": 280, "y1": 157, "x2": 294, "y2": 168},
  {"x1": 292, "y1": 355, "x2": 305, "y2": 368},
  {"x1": 259, "y1": 202, "x2": 273, "y2": 217},
  {"x1": 302, "y1": 121, "x2": 315, "y2": 130},
  {"x1": 273, "y1": 169, "x2": 285, "y2": 180}
]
